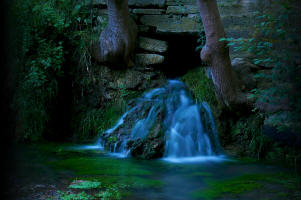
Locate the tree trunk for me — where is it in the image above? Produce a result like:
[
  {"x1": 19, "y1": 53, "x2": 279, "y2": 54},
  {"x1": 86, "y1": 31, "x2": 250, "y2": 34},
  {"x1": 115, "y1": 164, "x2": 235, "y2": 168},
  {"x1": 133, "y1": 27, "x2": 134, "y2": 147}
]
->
[
  {"x1": 92, "y1": 0, "x2": 137, "y2": 67},
  {"x1": 197, "y1": 0, "x2": 239, "y2": 106}
]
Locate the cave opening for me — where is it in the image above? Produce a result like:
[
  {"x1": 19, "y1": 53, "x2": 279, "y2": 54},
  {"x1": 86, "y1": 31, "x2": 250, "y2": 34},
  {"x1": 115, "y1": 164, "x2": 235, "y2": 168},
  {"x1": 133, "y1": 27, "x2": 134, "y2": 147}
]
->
[{"x1": 158, "y1": 34, "x2": 203, "y2": 79}]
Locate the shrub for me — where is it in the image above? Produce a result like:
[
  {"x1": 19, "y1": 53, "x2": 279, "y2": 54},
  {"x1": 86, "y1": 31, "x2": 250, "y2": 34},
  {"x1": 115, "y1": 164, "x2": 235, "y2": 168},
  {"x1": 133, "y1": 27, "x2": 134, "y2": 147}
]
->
[{"x1": 13, "y1": 0, "x2": 107, "y2": 141}]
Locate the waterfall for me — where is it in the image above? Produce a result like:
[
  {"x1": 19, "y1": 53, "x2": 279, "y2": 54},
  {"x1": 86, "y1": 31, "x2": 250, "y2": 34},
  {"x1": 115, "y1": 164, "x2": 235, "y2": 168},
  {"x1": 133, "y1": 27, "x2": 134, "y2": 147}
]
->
[{"x1": 100, "y1": 80, "x2": 224, "y2": 161}]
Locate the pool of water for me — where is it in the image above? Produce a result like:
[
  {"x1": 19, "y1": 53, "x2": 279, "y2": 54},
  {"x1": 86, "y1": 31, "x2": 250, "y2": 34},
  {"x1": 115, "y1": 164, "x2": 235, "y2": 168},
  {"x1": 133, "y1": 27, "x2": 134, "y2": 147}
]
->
[{"x1": 9, "y1": 143, "x2": 300, "y2": 200}]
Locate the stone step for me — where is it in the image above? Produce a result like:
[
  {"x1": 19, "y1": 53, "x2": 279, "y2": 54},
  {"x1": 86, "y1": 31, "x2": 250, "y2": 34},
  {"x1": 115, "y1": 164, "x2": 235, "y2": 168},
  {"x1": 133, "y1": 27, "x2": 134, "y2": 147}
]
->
[
  {"x1": 138, "y1": 37, "x2": 168, "y2": 53},
  {"x1": 136, "y1": 54, "x2": 165, "y2": 66}
]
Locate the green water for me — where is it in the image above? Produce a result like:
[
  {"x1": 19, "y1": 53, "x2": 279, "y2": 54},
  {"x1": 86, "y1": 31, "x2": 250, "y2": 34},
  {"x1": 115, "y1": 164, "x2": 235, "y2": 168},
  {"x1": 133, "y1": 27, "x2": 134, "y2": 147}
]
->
[{"x1": 11, "y1": 144, "x2": 300, "y2": 200}]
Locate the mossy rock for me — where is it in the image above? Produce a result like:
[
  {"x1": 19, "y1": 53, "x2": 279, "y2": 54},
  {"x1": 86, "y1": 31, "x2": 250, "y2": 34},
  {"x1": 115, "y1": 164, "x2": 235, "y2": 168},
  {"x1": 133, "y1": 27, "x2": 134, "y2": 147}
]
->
[
  {"x1": 181, "y1": 67, "x2": 225, "y2": 143},
  {"x1": 68, "y1": 180, "x2": 102, "y2": 189}
]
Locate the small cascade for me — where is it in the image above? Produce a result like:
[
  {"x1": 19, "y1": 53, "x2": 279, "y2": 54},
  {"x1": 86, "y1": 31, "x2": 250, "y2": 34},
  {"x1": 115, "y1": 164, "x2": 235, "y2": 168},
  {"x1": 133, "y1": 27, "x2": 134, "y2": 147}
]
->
[{"x1": 99, "y1": 80, "x2": 223, "y2": 161}]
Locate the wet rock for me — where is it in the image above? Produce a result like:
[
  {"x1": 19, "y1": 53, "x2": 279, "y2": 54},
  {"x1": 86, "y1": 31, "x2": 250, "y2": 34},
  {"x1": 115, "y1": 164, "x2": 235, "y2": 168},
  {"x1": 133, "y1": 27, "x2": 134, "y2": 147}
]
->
[
  {"x1": 116, "y1": 70, "x2": 144, "y2": 89},
  {"x1": 140, "y1": 15, "x2": 200, "y2": 35},
  {"x1": 132, "y1": 9, "x2": 165, "y2": 15},
  {"x1": 166, "y1": 5, "x2": 199, "y2": 14},
  {"x1": 130, "y1": 138, "x2": 165, "y2": 159},
  {"x1": 87, "y1": 64, "x2": 166, "y2": 107},
  {"x1": 138, "y1": 37, "x2": 168, "y2": 53},
  {"x1": 187, "y1": 13, "x2": 199, "y2": 20},
  {"x1": 136, "y1": 53, "x2": 165, "y2": 66},
  {"x1": 232, "y1": 57, "x2": 260, "y2": 71},
  {"x1": 231, "y1": 57, "x2": 259, "y2": 91}
]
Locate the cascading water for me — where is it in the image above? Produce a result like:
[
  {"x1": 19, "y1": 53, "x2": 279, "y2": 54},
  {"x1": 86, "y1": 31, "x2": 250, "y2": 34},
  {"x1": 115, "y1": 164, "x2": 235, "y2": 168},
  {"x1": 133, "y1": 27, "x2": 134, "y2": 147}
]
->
[{"x1": 100, "y1": 80, "x2": 224, "y2": 161}]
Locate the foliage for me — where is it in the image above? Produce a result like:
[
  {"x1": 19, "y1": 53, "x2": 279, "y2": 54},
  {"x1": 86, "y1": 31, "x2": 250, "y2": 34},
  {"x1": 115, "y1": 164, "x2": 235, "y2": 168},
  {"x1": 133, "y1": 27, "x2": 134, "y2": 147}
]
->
[
  {"x1": 75, "y1": 105, "x2": 122, "y2": 140},
  {"x1": 219, "y1": 0, "x2": 301, "y2": 132},
  {"x1": 13, "y1": 0, "x2": 107, "y2": 141},
  {"x1": 230, "y1": 114, "x2": 273, "y2": 159}
]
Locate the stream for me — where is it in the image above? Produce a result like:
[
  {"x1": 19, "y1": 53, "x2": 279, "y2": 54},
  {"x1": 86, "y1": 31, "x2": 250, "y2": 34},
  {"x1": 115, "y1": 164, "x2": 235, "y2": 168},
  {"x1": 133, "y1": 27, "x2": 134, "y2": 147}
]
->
[
  {"x1": 8, "y1": 80, "x2": 300, "y2": 200},
  {"x1": 9, "y1": 143, "x2": 299, "y2": 200}
]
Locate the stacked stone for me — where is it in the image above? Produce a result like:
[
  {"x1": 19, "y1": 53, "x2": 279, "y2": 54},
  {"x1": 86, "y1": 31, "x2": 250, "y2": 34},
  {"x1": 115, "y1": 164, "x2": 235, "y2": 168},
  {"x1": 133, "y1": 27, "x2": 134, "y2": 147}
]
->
[{"x1": 90, "y1": 0, "x2": 271, "y2": 60}]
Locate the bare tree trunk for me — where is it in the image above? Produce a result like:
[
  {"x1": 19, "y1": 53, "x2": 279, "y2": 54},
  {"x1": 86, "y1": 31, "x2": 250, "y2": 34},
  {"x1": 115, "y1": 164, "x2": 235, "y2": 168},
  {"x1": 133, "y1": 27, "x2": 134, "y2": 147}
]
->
[
  {"x1": 92, "y1": 0, "x2": 137, "y2": 67},
  {"x1": 197, "y1": 0, "x2": 240, "y2": 106}
]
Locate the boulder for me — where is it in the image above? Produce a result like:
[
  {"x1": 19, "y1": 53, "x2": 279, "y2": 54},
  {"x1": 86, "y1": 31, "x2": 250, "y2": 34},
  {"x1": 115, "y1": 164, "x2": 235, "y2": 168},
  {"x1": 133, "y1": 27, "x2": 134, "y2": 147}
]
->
[
  {"x1": 140, "y1": 15, "x2": 201, "y2": 35},
  {"x1": 231, "y1": 57, "x2": 259, "y2": 91},
  {"x1": 136, "y1": 54, "x2": 165, "y2": 66},
  {"x1": 231, "y1": 57, "x2": 261, "y2": 71},
  {"x1": 138, "y1": 37, "x2": 168, "y2": 53},
  {"x1": 115, "y1": 70, "x2": 145, "y2": 89}
]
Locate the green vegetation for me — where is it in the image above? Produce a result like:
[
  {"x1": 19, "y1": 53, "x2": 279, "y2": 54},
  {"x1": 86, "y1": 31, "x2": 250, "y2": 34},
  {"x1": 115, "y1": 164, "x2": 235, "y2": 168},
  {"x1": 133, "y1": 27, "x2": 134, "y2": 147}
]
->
[
  {"x1": 57, "y1": 185, "x2": 123, "y2": 200},
  {"x1": 181, "y1": 68, "x2": 219, "y2": 111},
  {"x1": 182, "y1": 67, "x2": 225, "y2": 141},
  {"x1": 192, "y1": 172, "x2": 299, "y2": 200},
  {"x1": 13, "y1": 0, "x2": 107, "y2": 141},
  {"x1": 220, "y1": 1, "x2": 301, "y2": 132},
  {"x1": 58, "y1": 191, "x2": 93, "y2": 200},
  {"x1": 49, "y1": 157, "x2": 152, "y2": 176},
  {"x1": 230, "y1": 114, "x2": 274, "y2": 159},
  {"x1": 36, "y1": 143, "x2": 164, "y2": 199},
  {"x1": 189, "y1": 172, "x2": 213, "y2": 177},
  {"x1": 46, "y1": 145, "x2": 164, "y2": 189},
  {"x1": 74, "y1": 105, "x2": 122, "y2": 141}
]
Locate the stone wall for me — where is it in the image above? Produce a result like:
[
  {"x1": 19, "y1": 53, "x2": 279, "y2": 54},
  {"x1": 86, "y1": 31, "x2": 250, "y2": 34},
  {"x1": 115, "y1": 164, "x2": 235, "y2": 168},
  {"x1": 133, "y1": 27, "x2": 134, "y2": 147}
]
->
[{"x1": 91, "y1": 0, "x2": 273, "y2": 63}]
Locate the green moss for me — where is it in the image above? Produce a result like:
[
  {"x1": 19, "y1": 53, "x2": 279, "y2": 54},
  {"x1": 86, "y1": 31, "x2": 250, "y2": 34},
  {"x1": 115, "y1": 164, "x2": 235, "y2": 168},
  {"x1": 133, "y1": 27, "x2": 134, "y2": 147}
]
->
[
  {"x1": 181, "y1": 67, "x2": 223, "y2": 138},
  {"x1": 86, "y1": 176, "x2": 164, "y2": 189},
  {"x1": 181, "y1": 67, "x2": 218, "y2": 109},
  {"x1": 68, "y1": 180, "x2": 101, "y2": 189},
  {"x1": 107, "y1": 135, "x2": 119, "y2": 143},
  {"x1": 58, "y1": 191, "x2": 93, "y2": 200},
  {"x1": 189, "y1": 172, "x2": 213, "y2": 177},
  {"x1": 192, "y1": 172, "x2": 297, "y2": 200},
  {"x1": 49, "y1": 157, "x2": 151, "y2": 176}
]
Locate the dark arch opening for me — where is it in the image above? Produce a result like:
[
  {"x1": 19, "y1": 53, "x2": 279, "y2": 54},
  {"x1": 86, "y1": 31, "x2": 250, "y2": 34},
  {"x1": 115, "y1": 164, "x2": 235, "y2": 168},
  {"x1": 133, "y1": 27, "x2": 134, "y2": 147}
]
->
[{"x1": 140, "y1": 33, "x2": 204, "y2": 79}]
